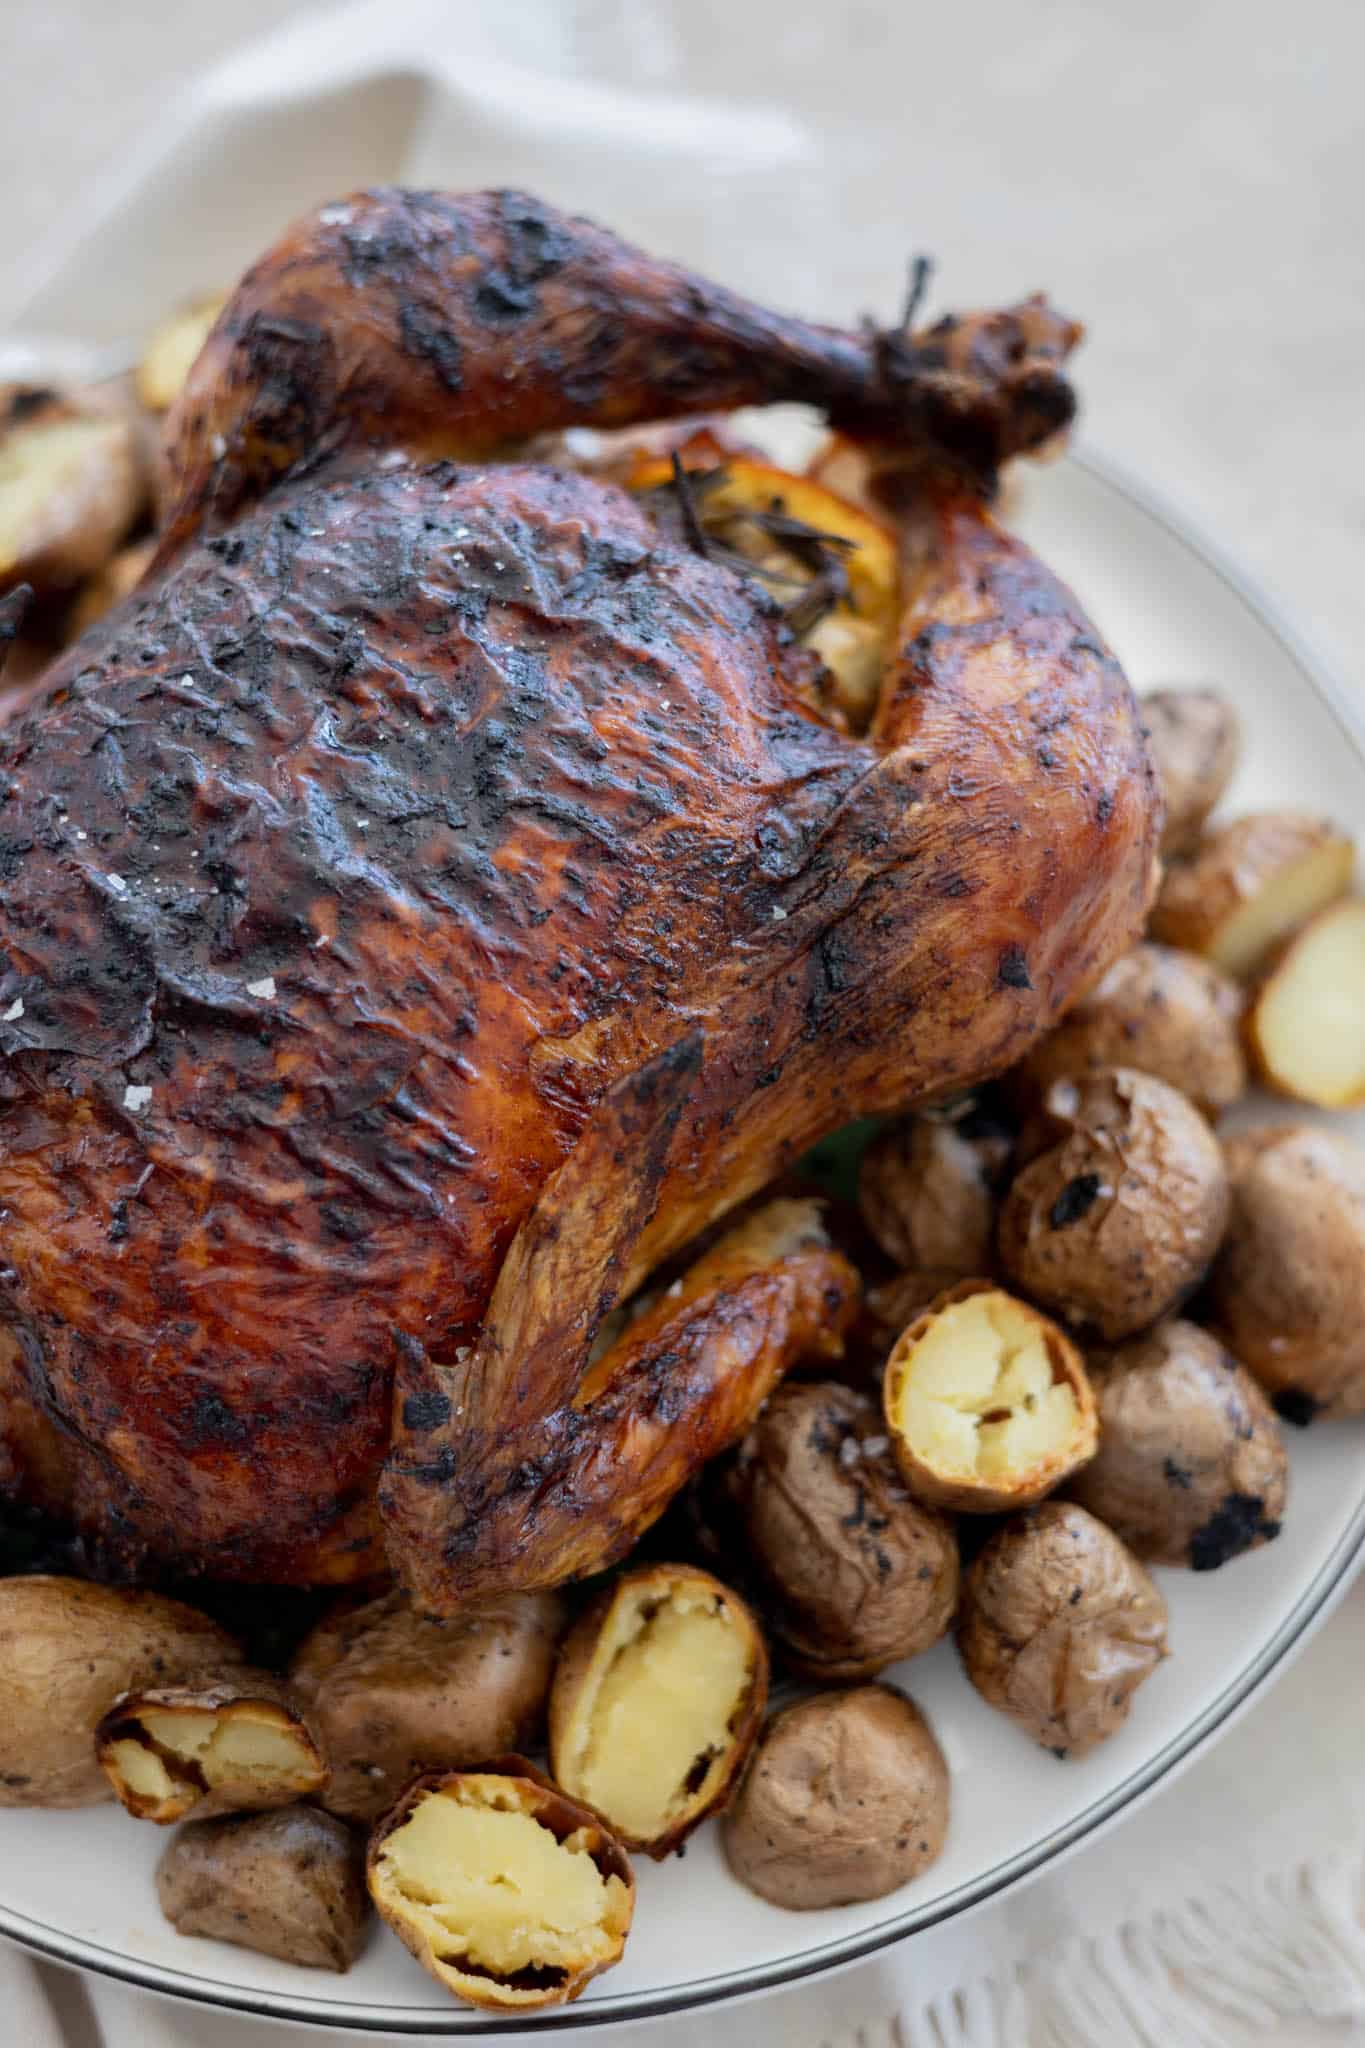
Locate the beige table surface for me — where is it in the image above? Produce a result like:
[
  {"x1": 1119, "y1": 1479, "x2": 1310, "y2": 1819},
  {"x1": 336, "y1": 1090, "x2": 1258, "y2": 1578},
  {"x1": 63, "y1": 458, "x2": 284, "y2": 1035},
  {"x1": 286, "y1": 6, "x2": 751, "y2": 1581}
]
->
[{"x1": 3, "y1": 4, "x2": 1365, "y2": 2043}]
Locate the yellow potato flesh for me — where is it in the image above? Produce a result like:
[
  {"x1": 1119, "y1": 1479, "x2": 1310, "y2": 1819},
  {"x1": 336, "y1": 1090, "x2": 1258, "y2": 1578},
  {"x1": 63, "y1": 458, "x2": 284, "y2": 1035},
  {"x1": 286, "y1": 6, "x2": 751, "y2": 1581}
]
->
[
  {"x1": 1253, "y1": 899, "x2": 1365, "y2": 1106},
  {"x1": 137, "y1": 298, "x2": 226, "y2": 412},
  {"x1": 891, "y1": 1292, "x2": 1079, "y2": 1480},
  {"x1": 0, "y1": 419, "x2": 122, "y2": 579},
  {"x1": 377, "y1": 1788, "x2": 629, "y2": 1976},
  {"x1": 573, "y1": 1593, "x2": 749, "y2": 1841},
  {"x1": 1211, "y1": 839, "x2": 1354, "y2": 977},
  {"x1": 133, "y1": 1705, "x2": 313, "y2": 1786}
]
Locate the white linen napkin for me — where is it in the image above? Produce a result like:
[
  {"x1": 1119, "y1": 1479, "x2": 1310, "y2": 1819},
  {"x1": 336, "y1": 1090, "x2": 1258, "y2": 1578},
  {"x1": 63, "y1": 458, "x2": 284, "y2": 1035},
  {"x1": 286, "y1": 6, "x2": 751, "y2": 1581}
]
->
[{"x1": 4, "y1": 4, "x2": 1365, "y2": 2041}]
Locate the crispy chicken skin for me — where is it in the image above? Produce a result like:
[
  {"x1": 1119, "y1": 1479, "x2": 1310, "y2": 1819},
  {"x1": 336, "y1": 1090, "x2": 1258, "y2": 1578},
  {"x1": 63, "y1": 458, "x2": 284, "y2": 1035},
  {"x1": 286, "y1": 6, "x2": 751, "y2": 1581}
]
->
[{"x1": 0, "y1": 192, "x2": 1158, "y2": 1600}]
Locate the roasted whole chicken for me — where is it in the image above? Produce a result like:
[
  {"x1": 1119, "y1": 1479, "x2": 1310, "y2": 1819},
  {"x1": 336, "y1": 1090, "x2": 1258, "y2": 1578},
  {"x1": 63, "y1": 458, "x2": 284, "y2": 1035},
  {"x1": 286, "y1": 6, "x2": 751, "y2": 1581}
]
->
[{"x1": 0, "y1": 191, "x2": 1159, "y2": 1605}]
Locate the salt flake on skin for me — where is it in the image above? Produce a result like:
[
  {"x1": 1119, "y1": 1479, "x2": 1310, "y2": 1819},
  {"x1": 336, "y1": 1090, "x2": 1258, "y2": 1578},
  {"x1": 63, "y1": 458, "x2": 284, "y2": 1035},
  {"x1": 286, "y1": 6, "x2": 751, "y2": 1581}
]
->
[
  {"x1": 2, "y1": 998, "x2": 23, "y2": 1021},
  {"x1": 123, "y1": 1085, "x2": 152, "y2": 1112},
  {"x1": 318, "y1": 204, "x2": 354, "y2": 226},
  {"x1": 209, "y1": 435, "x2": 227, "y2": 461},
  {"x1": 246, "y1": 976, "x2": 277, "y2": 1000},
  {"x1": 106, "y1": 873, "x2": 127, "y2": 894}
]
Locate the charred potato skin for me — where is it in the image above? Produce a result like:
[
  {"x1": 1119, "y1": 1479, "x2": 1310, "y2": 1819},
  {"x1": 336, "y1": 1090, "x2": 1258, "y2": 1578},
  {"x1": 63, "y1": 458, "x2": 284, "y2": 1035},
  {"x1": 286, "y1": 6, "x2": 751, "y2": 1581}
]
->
[
  {"x1": 883, "y1": 1279, "x2": 1099, "y2": 1512},
  {"x1": 957, "y1": 1501, "x2": 1168, "y2": 1756},
  {"x1": 290, "y1": 1589, "x2": 565, "y2": 1824},
  {"x1": 1069, "y1": 1321, "x2": 1286, "y2": 1568},
  {"x1": 96, "y1": 1668, "x2": 328, "y2": 1824},
  {"x1": 857, "y1": 1113, "x2": 1011, "y2": 1279},
  {"x1": 156, "y1": 1804, "x2": 368, "y2": 1971},
  {"x1": 0, "y1": 1576, "x2": 243, "y2": 1808},
  {"x1": 367, "y1": 1758, "x2": 635, "y2": 2011},
  {"x1": 723, "y1": 1685, "x2": 948, "y2": 1910},
  {"x1": 1208, "y1": 1125, "x2": 1365, "y2": 1419},
  {"x1": 727, "y1": 1380, "x2": 959, "y2": 1679},
  {"x1": 1010, "y1": 944, "x2": 1246, "y2": 1120},
  {"x1": 997, "y1": 1068, "x2": 1230, "y2": 1342},
  {"x1": 548, "y1": 1563, "x2": 768, "y2": 1856},
  {"x1": 1141, "y1": 688, "x2": 1240, "y2": 859}
]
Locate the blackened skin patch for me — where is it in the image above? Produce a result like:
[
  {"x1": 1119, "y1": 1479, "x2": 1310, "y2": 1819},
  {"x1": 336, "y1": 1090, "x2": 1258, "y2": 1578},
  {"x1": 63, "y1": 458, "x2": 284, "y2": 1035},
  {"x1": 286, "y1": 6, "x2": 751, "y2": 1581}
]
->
[
  {"x1": 1273, "y1": 1388, "x2": 1320, "y2": 1429},
  {"x1": 1189, "y1": 1492, "x2": 1281, "y2": 1571},
  {"x1": 1049, "y1": 1173, "x2": 1102, "y2": 1229},
  {"x1": 997, "y1": 944, "x2": 1032, "y2": 990}
]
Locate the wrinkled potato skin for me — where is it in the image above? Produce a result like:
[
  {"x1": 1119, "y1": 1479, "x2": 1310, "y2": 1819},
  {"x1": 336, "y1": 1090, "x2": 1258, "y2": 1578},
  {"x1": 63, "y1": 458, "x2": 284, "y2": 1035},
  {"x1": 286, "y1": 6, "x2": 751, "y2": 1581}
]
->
[
  {"x1": 1070, "y1": 1321, "x2": 1286, "y2": 1567},
  {"x1": 97, "y1": 1668, "x2": 327, "y2": 1822},
  {"x1": 858, "y1": 1114, "x2": 1011, "y2": 1278},
  {"x1": 1011, "y1": 944, "x2": 1246, "y2": 1120},
  {"x1": 1141, "y1": 688, "x2": 1240, "y2": 859},
  {"x1": 290, "y1": 1590, "x2": 565, "y2": 1824},
  {"x1": 548, "y1": 1563, "x2": 767, "y2": 1854},
  {"x1": 723, "y1": 1685, "x2": 948, "y2": 1909},
  {"x1": 0, "y1": 1577, "x2": 243, "y2": 1808},
  {"x1": 367, "y1": 1758, "x2": 634, "y2": 2011},
  {"x1": 728, "y1": 1381, "x2": 958, "y2": 1679},
  {"x1": 958, "y1": 1502, "x2": 1168, "y2": 1756},
  {"x1": 157, "y1": 1804, "x2": 368, "y2": 1971},
  {"x1": 1208, "y1": 1125, "x2": 1365, "y2": 1418},
  {"x1": 998, "y1": 1068, "x2": 1229, "y2": 1341}
]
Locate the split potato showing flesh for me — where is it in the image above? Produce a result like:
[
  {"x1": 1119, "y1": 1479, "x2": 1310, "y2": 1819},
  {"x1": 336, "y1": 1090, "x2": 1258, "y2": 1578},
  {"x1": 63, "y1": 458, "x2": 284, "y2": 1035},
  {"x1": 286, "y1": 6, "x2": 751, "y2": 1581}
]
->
[
  {"x1": 1247, "y1": 899, "x2": 1365, "y2": 1108},
  {"x1": 726, "y1": 1380, "x2": 959, "y2": 1680},
  {"x1": 0, "y1": 1577, "x2": 243, "y2": 1808},
  {"x1": 957, "y1": 1501, "x2": 1168, "y2": 1757},
  {"x1": 723, "y1": 1684, "x2": 949, "y2": 1910},
  {"x1": 997, "y1": 1068, "x2": 1229, "y2": 1341},
  {"x1": 137, "y1": 295, "x2": 228, "y2": 412},
  {"x1": 1208, "y1": 1124, "x2": 1365, "y2": 1420},
  {"x1": 97, "y1": 1670, "x2": 327, "y2": 1824},
  {"x1": 157, "y1": 1805, "x2": 369, "y2": 1972},
  {"x1": 368, "y1": 1764, "x2": 634, "y2": 2011},
  {"x1": 883, "y1": 1282, "x2": 1098, "y2": 1512},
  {"x1": 548, "y1": 1563, "x2": 766, "y2": 1855},
  {"x1": 1141, "y1": 687, "x2": 1241, "y2": 859},
  {"x1": 1151, "y1": 811, "x2": 1354, "y2": 978},
  {"x1": 0, "y1": 390, "x2": 144, "y2": 596},
  {"x1": 1009, "y1": 942, "x2": 1247, "y2": 1121},
  {"x1": 290, "y1": 1589, "x2": 565, "y2": 1824},
  {"x1": 625, "y1": 437, "x2": 900, "y2": 729},
  {"x1": 1069, "y1": 1321, "x2": 1287, "y2": 1568}
]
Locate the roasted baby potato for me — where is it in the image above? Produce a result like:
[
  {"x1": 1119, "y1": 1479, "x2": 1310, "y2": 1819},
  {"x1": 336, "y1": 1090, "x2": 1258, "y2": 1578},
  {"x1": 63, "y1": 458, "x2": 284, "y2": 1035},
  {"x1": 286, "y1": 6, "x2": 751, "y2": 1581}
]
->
[
  {"x1": 368, "y1": 1763, "x2": 634, "y2": 2010},
  {"x1": 67, "y1": 536, "x2": 156, "y2": 640},
  {"x1": 997, "y1": 1068, "x2": 1229, "y2": 1341},
  {"x1": 723, "y1": 1684, "x2": 948, "y2": 1909},
  {"x1": 1151, "y1": 811, "x2": 1354, "y2": 978},
  {"x1": 883, "y1": 1282, "x2": 1097, "y2": 1512},
  {"x1": 548, "y1": 1563, "x2": 766, "y2": 1855},
  {"x1": 1069, "y1": 1320, "x2": 1286, "y2": 1568},
  {"x1": 157, "y1": 1804, "x2": 368, "y2": 1971},
  {"x1": 625, "y1": 439, "x2": 900, "y2": 728},
  {"x1": 97, "y1": 1669, "x2": 327, "y2": 1823},
  {"x1": 957, "y1": 1501, "x2": 1168, "y2": 1756},
  {"x1": 0, "y1": 1576, "x2": 243, "y2": 1808},
  {"x1": 137, "y1": 295, "x2": 228, "y2": 412},
  {"x1": 1141, "y1": 687, "x2": 1240, "y2": 859},
  {"x1": 0, "y1": 389, "x2": 144, "y2": 596},
  {"x1": 1010, "y1": 943, "x2": 1246, "y2": 1120},
  {"x1": 1208, "y1": 1124, "x2": 1365, "y2": 1419},
  {"x1": 725, "y1": 1380, "x2": 958, "y2": 1678},
  {"x1": 290, "y1": 1589, "x2": 564, "y2": 1824},
  {"x1": 858, "y1": 1111, "x2": 1011, "y2": 1279},
  {"x1": 1246, "y1": 898, "x2": 1365, "y2": 1108}
]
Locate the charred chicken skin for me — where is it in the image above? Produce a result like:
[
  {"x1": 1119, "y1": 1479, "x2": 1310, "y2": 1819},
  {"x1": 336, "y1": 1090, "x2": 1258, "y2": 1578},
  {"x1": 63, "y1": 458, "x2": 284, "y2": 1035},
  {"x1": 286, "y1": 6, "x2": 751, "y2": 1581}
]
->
[{"x1": 0, "y1": 192, "x2": 1159, "y2": 1604}]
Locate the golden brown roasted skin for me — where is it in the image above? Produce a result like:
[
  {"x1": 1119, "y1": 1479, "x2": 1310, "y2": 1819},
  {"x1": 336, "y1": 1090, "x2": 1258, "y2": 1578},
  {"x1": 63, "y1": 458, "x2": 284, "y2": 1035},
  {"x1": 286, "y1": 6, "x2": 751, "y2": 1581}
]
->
[{"x1": 0, "y1": 191, "x2": 1158, "y2": 1601}]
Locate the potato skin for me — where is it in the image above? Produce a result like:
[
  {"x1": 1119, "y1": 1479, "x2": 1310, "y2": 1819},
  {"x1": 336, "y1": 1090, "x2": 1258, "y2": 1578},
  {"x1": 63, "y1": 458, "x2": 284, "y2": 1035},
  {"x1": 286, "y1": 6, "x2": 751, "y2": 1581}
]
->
[
  {"x1": 0, "y1": 1577, "x2": 243, "y2": 1808},
  {"x1": 1069, "y1": 1321, "x2": 1286, "y2": 1567},
  {"x1": 998, "y1": 1068, "x2": 1229, "y2": 1341},
  {"x1": 723, "y1": 1685, "x2": 948, "y2": 1909},
  {"x1": 97, "y1": 1668, "x2": 328, "y2": 1823},
  {"x1": 548, "y1": 1562, "x2": 767, "y2": 1855},
  {"x1": 727, "y1": 1380, "x2": 958, "y2": 1679},
  {"x1": 1208, "y1": 1124, "x2": 1365, "y2": 1419},
  {"x1": 1150, "y1": 812, "x2": 1354, "y2": 975},
  {"x1": 1010, "y1": 944, "x2": 1246, "y2": 1120},
  {"x1": 289, "y1": 1589, "x2": 565, "y2": 1824},
  {"x1": 157, "y1": 1804, "x2": 368, "y2": 1971},
  {"x1": 858, "y1": 1112, "x2": 1011, "y2": 1278},
  {"x1": 1141, "y1": 688, "x2": 1240, "y2": 859},
  {"x1": 958, "y1": 1502, "x2": 1168, "y2": 1756},
  {"x1": 368, "y1": 1758, "x2": 634, "y2": 2010}
]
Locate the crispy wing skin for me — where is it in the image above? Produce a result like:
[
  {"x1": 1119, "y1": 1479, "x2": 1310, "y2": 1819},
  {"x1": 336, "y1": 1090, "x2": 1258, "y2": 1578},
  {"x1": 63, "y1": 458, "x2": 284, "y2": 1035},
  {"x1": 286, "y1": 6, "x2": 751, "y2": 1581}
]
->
[{"x1": 160, "y1": 188, "x2": 1080, "y2": 539}]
